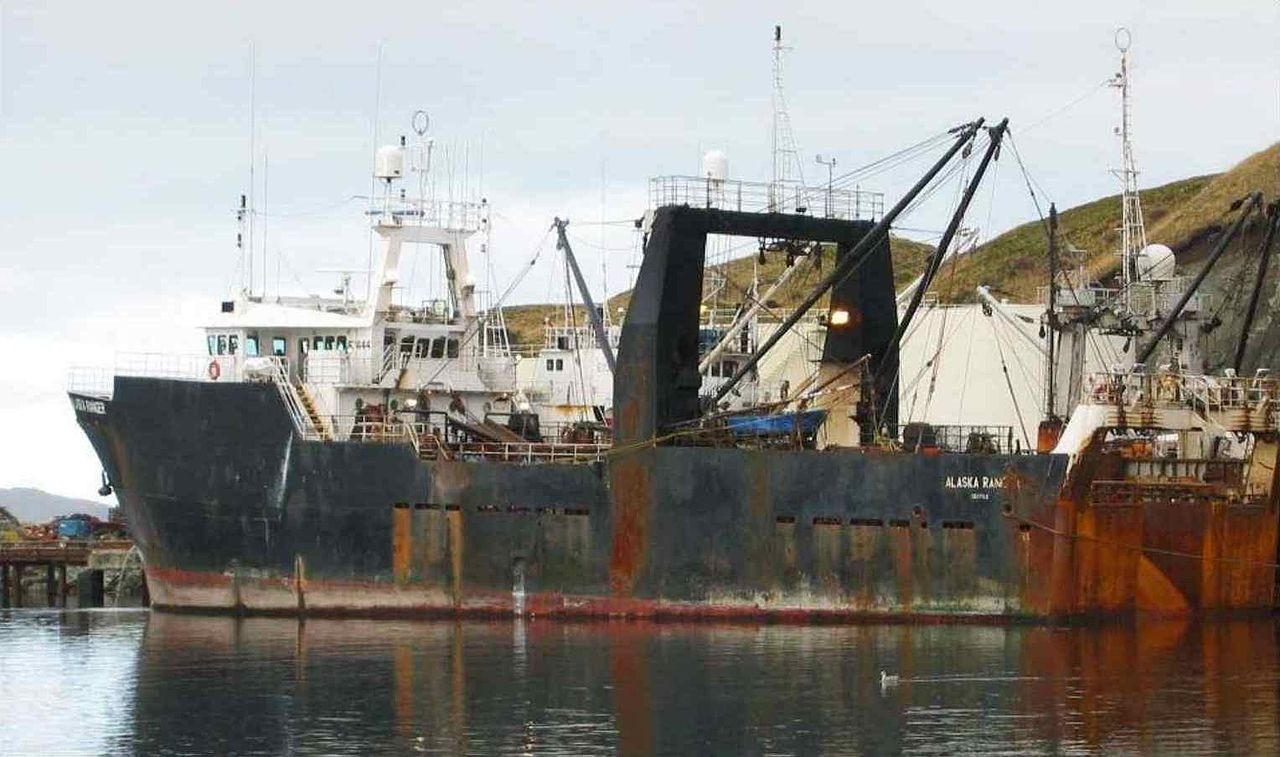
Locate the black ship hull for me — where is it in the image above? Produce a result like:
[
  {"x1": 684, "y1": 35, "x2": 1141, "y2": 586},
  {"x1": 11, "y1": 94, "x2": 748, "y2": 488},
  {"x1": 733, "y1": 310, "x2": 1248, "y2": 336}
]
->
[
  {"x1": 70, "y1": 205, "x2": 1279, "y2": 620},
  {"x1": 74, "y1": 376, "x2": 1076, "y2": 620}
]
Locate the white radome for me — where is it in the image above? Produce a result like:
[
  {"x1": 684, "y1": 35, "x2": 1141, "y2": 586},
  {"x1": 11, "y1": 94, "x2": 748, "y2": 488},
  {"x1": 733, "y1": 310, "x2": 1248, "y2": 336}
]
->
[
  {"x1": 1136, "y1": 243, "x2": 1175, "y2": 280},
  {"x1": 702, "y1": 150, "x2": 729, "y2": 183},
  {"x1": 374, "y1": 144, "x2": 406, "y2": 180}
]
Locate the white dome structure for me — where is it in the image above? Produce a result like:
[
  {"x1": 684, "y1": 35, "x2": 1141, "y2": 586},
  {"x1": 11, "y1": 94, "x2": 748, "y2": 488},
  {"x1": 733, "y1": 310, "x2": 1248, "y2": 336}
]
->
[
  {"x1": 702, "y1": 150, "x2": 728, "y2": 182},
  {"x1": 1136, "y1": 243, "x2": 1175, "y2": 280},
  {"x1": 374, "y1": 144, "x2": 406, "y2": 180}
]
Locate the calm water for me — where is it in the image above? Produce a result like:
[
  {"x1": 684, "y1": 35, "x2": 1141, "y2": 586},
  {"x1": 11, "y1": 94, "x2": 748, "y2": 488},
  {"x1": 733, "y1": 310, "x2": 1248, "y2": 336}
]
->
[{"x1": 1, "y1": 610, "x2": 1278, "y2": 756}]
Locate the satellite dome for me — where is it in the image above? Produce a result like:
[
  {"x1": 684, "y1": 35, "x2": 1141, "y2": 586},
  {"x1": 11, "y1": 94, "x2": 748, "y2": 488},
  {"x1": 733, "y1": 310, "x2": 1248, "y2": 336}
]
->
[
  {"x1": 1136, "y1": 243, "x2": 1175, "y2": 280},
  {"x1": 702, "y1": 150, "x2": 728, "y2": 182},
  {"x1": 374, "y1": 144, "x2": 405, "y2": 180}
]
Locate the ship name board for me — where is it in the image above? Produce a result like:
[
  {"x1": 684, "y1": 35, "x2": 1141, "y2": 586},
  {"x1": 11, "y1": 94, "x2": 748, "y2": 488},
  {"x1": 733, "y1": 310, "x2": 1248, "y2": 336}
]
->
[
  {"x1": 943, "y1": 475, "x2": 1003, "y2": 490},
  {"x1": 73, "y1": 397, "x2": 107, "y2": 415}
]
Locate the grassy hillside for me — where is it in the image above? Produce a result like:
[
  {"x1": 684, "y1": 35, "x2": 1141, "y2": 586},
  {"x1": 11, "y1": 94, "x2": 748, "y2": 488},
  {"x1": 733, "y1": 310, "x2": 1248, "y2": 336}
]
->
[
  {"x1": 499, "y1": 141, "x2": 1280, "y2": 347},
  {"x1": 930, "y1": 141, "x2": 1280, "y2": 302},
  {"x1": 933, "y1": 175, "x2": 1214, "y2": 302},
  {"x1": 502, "y1": 236, "x2": 931, "y2": 349}
]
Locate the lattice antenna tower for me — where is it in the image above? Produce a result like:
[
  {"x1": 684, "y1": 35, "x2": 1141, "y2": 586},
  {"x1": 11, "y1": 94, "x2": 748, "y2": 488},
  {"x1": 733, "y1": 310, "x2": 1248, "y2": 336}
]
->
[
  {"x1": 1109, "y1": 27, "x2": 1148, "y2": 300},
  {"x1": 770, "y1": 25, "x2": 805, "y2": 211}
]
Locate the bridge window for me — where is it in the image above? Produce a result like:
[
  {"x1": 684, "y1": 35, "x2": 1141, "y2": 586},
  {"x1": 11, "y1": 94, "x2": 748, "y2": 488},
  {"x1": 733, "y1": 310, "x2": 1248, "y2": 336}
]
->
[
  {"x1": 207, "y1": 335, "x2": 216, "y2": 355},
  {"x1": 227, "y1": 335, "x2": 239, "y2": 355},
  {"x1": 414, "y1": 339, "x2": 429, "y2": 358},
  {"x1": 336, "y1": 336, "x2": 347, "y2": 352},
  {"x1": 216, "y1": 335, "x2": 227, "y2": 355},
  {"x1": 245, "y1": 334, "x2": 259, "y2": 356},
  {"x1": 430, "y1": 338, "x2": 445, "y2": 359},
  {"x1": 324, "y1": 336, "x2": 335, "y2": 351},
  {"x1": 546, "y1": 359, "x2": 554, "y2": 371},
  {"x1": 400, "y1": 336, "x2": 415, "y2": 356},
  {"x1": 272, "y1": 337, "x2": 286, "y2": 357},
  {"x1": 555, "y1": 359, "x2": 564, "y2": 371},
  {"x1": 446, "y1": 338, "x2": 459, "y2": 358}
]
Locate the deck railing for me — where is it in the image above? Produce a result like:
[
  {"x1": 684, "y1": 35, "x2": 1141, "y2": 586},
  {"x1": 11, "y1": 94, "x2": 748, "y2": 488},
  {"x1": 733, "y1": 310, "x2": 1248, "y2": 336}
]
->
[
  {"x1": 1083, "y1": 371, "x2": 1280, "y2": 410},
  {"x1": 67, "y1": 353, "x2": 282, "y2": 400},
  {"x1": 650, "y1": 175, "x2": 884, "y2": 221}
]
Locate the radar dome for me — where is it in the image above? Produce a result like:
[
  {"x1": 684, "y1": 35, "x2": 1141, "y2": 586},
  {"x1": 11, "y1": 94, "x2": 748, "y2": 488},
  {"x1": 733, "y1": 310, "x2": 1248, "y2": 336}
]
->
[
  {"x1": 1136, "y1": 243, "x2": 1175, "y2": 280},
  {"x1": 374, "y1": 144, "x2": 405, "y2": 180},
  {"x1": 702, "y1": 150, "x2": 728, "y2": 182}
]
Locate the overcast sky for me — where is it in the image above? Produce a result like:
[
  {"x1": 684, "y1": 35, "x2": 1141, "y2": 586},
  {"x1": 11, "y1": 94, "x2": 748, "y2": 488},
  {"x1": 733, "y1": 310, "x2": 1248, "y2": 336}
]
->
[{"x1": 2, "y1": 0, "x2": 1277, "y2": 499}]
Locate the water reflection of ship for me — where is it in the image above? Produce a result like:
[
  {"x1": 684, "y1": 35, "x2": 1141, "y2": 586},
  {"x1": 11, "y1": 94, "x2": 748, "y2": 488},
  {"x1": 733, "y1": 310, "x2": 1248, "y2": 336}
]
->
[{"x1": 133, "y1": 615, "x2": 1280, "y2": 755}]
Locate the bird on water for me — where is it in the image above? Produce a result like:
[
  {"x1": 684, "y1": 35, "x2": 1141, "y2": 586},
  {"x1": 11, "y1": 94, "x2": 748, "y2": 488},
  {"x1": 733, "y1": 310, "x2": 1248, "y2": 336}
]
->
[{"x1": 880, "y1": 670, "x2": 899, "y2": 686}]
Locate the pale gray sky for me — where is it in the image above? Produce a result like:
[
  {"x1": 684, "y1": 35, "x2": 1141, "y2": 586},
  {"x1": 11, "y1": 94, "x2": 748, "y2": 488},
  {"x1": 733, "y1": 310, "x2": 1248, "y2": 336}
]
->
[{"x1": 2, "y1": 0, "x2": 1278, "y2": 498}]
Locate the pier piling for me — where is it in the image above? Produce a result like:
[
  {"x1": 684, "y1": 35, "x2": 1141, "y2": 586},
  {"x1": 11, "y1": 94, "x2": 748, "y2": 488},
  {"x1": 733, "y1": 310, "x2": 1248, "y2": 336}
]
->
[{"x1": 0, "y1": 540, "x2": 134, "y2": 609}]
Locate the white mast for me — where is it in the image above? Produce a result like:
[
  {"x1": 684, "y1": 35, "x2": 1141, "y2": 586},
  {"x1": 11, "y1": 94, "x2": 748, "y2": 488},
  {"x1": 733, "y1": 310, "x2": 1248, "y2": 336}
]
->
[
  {"x1": 1110, "y1": 27, "x2": 1148, "y2": 303},
  {"x1": 770, "y1": 25, "x2": 804, "y2": 212}
]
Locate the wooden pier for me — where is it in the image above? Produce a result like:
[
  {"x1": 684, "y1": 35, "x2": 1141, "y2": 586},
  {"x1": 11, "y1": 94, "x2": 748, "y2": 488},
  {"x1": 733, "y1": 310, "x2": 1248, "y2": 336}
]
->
[{"x1": 0, "y1": 540, "x2": 134, "y2": 608}]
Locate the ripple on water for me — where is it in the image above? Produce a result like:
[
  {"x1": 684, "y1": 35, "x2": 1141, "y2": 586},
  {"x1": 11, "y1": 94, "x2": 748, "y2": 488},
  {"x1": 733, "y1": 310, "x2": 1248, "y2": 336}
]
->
[{"x1": 2, "y1": 612, "x2": 1279, "y2": 755}]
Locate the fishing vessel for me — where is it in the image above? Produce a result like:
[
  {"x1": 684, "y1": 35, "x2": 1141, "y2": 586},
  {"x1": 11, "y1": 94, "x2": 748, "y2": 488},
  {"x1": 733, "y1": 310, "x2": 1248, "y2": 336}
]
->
[{"x1": 66, "y1": 34, "x2": 1280, "y2": 620}]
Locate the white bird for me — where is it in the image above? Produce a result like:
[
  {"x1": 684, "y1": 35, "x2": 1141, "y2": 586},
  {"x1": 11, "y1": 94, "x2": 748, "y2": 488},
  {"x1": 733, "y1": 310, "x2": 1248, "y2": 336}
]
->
[{"x1": 880, "y1": 670, "x2": 899, "y2": 686}]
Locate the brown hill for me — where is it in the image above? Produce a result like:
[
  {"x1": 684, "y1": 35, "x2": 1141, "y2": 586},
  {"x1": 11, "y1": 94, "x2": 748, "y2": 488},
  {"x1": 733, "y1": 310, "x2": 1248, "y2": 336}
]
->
[{"x1": 499, "y1": 141, "x2": 1280, "y2": 350}]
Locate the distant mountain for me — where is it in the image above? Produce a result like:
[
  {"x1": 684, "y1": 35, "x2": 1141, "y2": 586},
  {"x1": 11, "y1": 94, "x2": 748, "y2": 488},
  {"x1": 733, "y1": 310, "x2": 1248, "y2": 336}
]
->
[{"x1": 0, "y1": 487, "x2": 111, "y2": 524}]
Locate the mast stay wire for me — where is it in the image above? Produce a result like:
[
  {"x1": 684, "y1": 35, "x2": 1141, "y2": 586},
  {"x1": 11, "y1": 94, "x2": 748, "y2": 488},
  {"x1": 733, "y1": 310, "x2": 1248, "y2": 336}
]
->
[
  {"x1": 871, "y1": 139, "x2": 981, "y2": 432},
  {"x1": 905, "y1": 151, "x2": 977, "y2": 424},
  {"x1": 1019, "y1": 79, "x2": 1113, "y2": 135},
  {"x1": 993, "y1": 316, "x2": 1033, "y2": 450},
  {"x1": 1007, "y1": 130, "x2": 1123, "y2": 373},
  {"x1": 421, "y1": 228, "x2": 553, "y2": 386},
  {"x1": 562, "y1": 249, "x2": 592, "y2": 422},
  {"x1": 785, "y1": 128, "x2": 959, "y2": 213},
  {"x1": 992, "y1": 308, "x2": 1045, "y2": 421}
]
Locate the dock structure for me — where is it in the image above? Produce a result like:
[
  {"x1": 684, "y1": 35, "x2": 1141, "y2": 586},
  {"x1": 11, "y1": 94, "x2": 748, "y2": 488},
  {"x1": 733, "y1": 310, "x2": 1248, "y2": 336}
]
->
[{"x1": 0, "y1": 540, "x2": 134, "y2": 608}]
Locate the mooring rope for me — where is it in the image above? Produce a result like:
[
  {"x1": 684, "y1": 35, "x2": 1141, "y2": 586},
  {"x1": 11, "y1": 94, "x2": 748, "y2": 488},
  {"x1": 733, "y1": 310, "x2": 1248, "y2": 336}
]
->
[{"x1": 1002, "y1": 510, "x2": 1280, "y2": 570}]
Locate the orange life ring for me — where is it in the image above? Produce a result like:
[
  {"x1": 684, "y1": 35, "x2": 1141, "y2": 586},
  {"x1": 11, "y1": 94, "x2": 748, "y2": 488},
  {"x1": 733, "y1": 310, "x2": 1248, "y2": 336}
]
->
[{"x1": 208, "y1": 360, "x2": 222, "y2": 381}]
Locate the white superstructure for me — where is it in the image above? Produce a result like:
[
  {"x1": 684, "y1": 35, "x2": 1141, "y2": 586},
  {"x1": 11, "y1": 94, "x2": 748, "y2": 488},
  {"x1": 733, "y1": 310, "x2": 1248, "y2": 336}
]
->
[{"x1": 193, "y1": 114, "x2": 553, "y2": 446}]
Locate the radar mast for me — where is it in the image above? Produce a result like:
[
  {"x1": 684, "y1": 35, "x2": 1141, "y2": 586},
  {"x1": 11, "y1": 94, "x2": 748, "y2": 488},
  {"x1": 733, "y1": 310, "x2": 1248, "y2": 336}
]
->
[{"x1": 1110, "y1": 27, "x2": 1148, "y2": 307}]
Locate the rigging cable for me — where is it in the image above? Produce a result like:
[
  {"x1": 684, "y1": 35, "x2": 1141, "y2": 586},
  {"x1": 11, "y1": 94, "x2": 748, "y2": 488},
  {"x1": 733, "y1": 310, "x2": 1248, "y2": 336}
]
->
[
  {"x1": 563, "y1": 249, "x2": 591, "y2": 422},
  {"x1": 993, "y1": 316, "x2": 1032, "y2": 449},
  {"x1": 1007, "y1": 130, "x2": 1122, "y2": 374},
  {"x1": 420, "y1": 228, "x2": 553, "y2": 386}
]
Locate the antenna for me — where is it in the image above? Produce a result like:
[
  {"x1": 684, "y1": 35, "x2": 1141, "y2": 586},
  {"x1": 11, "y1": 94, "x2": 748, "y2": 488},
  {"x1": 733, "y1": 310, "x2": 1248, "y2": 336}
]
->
[
  {"x1": 246, "y1": 40, "x2": 257, "y2": 297},
  {"x1": 365, "y1": 42, "x2": 384, "y2": 302},
  {"x1": 1109, "y1": 27, "x2": 1148, "y2": 304},
  {"x1": 770, "y1": 25, "x2": 805, "y2": 211}
]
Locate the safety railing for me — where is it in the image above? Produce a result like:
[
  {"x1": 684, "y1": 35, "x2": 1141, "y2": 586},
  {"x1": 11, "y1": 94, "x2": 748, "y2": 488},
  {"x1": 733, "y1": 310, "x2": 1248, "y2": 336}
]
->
[
  {"x1": 650, "y1": 175, "x2": 885, "y2": 221},
  {"x1": 264, "y1": 358, "x2": 320, "y2": 440},
  {"x1": 1082, "y1": 370, "x2": 1280, "y2": 411},
  {"x1": 66, "y1": 353, "x2": 285, "y2": 400},
  {"x1": 368, "y1": 197, "x2": 486, "y2": 233},
  {"x1": 66, "y1": 367, "x2": 114, "y2": 399},
  {"x1": 1123, "y1": 458, "x2": 1245, "y2": 487},
  {"x1": 887, "y1": 423, "x2": 1020, "y2": 454},
  {"x1": 430, "y1": 441, "x2": 609, "y2": 463},
  {"x1": 1038, "y1": 277, "x2": 1209, "y2": 315},
  {"x1": 316, "y1": 415, "x2": 606, "y2": 462}
]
